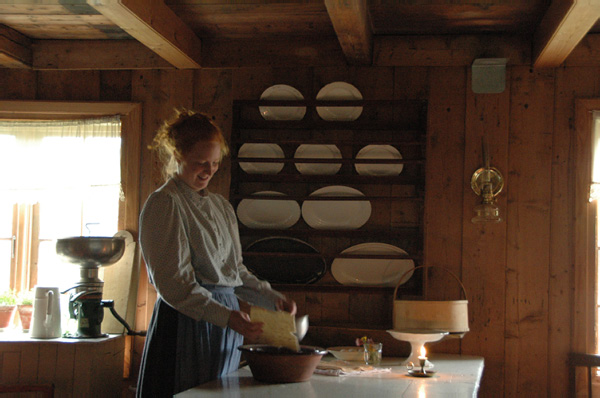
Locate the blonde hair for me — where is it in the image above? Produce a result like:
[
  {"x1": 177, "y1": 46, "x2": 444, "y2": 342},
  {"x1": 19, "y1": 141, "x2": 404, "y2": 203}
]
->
[{"x1": 150, "y1": 109, "x2": 229, "y2": 181}]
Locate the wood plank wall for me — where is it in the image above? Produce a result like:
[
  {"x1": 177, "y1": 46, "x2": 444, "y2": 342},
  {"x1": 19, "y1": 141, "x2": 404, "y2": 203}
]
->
[
  {"x1": 2, "y1": 55, "x2": 600, "y2": 397},
  {"x1": 0, "y1": 337, "x2": 125, "y2": 397}
]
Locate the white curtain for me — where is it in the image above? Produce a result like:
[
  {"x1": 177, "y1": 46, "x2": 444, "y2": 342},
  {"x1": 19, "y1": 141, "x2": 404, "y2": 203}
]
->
[{"x1": 0, "y1": 116, "x2": 121, "y2": 205}]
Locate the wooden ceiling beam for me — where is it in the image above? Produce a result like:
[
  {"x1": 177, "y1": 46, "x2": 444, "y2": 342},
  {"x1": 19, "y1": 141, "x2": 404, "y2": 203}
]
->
[
  {"x1": 0, "y1": 24, "x2": 32, "y2": 69},
  {"x1": 86, "y1": 0, "x2": 202, "y2": 69},
  {"x1": 32, "y1": 40, "x2": 173, "y2": 70},
  {"x1": 324, "y1": 0, "x2": 373, "y2": 65},
  {"x1": 533, "y1": 0, "x2": 600, "y2": 68},
  {"x1": 25, "y1": 35, "x2": 530, "y2": 70}
]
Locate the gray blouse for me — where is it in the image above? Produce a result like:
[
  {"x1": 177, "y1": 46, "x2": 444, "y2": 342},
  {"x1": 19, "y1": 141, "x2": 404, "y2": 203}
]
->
[{"x1": 139, "y1": 177, "x2": 283, "y2": 328}]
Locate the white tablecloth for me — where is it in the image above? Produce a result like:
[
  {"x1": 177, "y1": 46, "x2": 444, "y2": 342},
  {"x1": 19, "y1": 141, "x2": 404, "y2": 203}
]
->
[{"x1": 176, "y1": 354, "x2": 484, "y2": 398}]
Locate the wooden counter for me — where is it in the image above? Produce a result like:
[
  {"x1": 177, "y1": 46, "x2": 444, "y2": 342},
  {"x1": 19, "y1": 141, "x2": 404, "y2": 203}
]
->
[
  {"x1": 176, "y1": 354, "x2": 484, "y2": 398},
  {"x1": 0, "y1": 332, "x2": 125, "y2": 398}
]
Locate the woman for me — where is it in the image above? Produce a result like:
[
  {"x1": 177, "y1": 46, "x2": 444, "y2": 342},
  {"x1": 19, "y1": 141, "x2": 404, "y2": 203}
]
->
[{"x1": 136, "y1": 109, "x2": 296, "y2": 397}]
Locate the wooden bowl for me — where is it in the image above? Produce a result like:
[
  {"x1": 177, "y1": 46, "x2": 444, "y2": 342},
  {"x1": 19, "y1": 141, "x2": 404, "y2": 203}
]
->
[{"x1": 238, "y1": 344, "x2": 327, "y2": 383}]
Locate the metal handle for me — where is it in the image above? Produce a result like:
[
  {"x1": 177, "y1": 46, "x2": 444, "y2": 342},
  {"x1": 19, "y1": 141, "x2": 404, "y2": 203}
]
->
[
  {"x1": 101, "y1": 300, "x2": 147, "y2": 336},
  {"x1": 394, "y1": 265, "x2": 469, "y2": 301}
]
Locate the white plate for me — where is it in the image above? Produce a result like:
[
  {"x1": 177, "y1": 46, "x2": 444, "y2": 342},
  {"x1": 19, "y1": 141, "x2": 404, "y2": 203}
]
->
[
  {"x1": 331, "y1": 243, "x2": 414, "y2": 287},
  {"x1": 237, "y1": 191, "x2": 300, "y2": 229},
  {"x1": 238, "y1": 143, "x2": 284, "y2": 174},
  {"x1": 316, "y1": 82, "x2": 363, "y2": 121},
  {"x1": 301, "y1": 186, "x2": 371, "y2": 230},
  {"x1": 259, "y1": 84, "x2": 306, "y2": 121},
  {"x1": 326, "y1": 346, "x2": 364, "y2": 362},
  {"x1": 355, "y1": 145, "x2": 404, "y2": 176},
  {"x1": 294, "y1": 144, "x2": 342, "y2": 175}
]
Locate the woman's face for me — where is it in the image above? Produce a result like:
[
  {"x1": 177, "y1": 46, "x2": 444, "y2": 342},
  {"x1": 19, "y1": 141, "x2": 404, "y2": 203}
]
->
[{"x1": 177, "y1": 140, "x2": 221, "y2": 191}]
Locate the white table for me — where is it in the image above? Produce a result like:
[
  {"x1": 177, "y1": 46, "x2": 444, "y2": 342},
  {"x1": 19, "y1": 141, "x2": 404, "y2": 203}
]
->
[{"x1": 176, "y1": 354, "x2": 484, "y2": 398}]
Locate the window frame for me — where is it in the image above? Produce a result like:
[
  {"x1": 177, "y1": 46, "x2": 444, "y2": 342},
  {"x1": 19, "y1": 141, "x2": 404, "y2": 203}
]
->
[
  {"x1": 574, "y1": 98, "x2": 600, "y2": 355},
  {"x1": 0, "y1": 100, "x2": 142, "y2": 377},
  {"x1": 0, "y1": 100, "x2": 142, "y2": 237}
]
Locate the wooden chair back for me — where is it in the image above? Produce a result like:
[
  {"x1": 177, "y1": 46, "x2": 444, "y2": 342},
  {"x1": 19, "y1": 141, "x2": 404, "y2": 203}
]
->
[{"x1": 568, "y1": 352, "x2": 600, "y2": 397}]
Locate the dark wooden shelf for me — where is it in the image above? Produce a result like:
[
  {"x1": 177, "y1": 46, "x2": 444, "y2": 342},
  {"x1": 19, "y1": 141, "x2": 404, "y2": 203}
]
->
[
  {"x1": 232, "y1": 157, "x2": 423, "y2": 165},
  {"x1": 234, "y1": 119, "x2": 422, "y2": 130},
  {"x1": 233, "y1": 173, "x2": 425, "y2": 185},
  {"x1": 236, "y1": 98, "x2": 425, "y2": 106},
  {"x1": 231, "y1": 135, "x2": 425, "y2": 146},
  {"x1": 231, "y1": 98, "x2": 427, "y2": 300},
  {"x1": 243, "y1": 252, "x2": 422, "y2": 261},
  {"x1": 238, "y1": 226, "x2": 422, "y2": 239},
  {"x1": 273, "y1": 284, "x2": 396, "y2": 293},
  {"x1": 231, "y1": 193, "x2": 423, "y2": 201}
]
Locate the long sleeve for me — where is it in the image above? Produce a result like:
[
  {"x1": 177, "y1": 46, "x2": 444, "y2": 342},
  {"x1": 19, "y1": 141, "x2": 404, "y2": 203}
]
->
[
  {"x1": 219, "y1": 196, "x2": 285, "y2": 305},
  {"x1": 139, "y1": 190, "x2": 232, "y2": 328}
]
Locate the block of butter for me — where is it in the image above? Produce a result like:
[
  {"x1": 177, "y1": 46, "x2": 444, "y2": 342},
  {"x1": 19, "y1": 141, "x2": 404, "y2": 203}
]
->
[{"x1": 250, "y1": 306, "x2": 300, "y2": 351}]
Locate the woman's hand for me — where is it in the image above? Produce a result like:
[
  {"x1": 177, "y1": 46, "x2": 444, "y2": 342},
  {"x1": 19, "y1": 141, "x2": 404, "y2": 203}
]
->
[
  {"x1": 276, "y1": 297, "x2": 297, "y2": 315},
  {"x1": 238, "y1": 299, "x2": 251, "y2": 315},
  {"x1": 228, "y1": 310, "x2": 263, "y2": 340}
]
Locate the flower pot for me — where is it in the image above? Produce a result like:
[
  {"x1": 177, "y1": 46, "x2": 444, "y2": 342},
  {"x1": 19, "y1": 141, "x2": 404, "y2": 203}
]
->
[
  {"x1": 17, "y1": 304, "x2": 33, "y2": 332},
  {"x1": 0, "y1": 305, "x2": 16, "y2": 329}
]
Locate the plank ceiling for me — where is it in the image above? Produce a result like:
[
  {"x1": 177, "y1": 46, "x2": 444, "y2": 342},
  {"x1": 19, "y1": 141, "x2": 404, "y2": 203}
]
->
[{"x1": 1, "y1": 0, "x2": 600, "y2": 70}]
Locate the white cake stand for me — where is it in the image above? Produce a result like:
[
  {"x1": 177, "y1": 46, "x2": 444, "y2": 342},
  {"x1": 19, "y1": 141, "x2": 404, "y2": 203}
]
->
[{"x1": 387, "y1": 329, "x2": 449, "y2": 366}]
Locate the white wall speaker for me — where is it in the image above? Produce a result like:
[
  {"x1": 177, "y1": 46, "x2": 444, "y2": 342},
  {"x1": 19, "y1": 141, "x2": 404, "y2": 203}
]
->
[{"x1": 471, "y1": 58, "x2": 508, "y2": 94}]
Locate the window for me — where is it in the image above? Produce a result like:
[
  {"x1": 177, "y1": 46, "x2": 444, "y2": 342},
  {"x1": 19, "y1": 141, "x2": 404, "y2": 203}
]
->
[
  {"x1": 574, "y1": 99, "x2": 600, "y2": 357},
  {"x1": 573, "y1": 98, "x2": 600, "y2": 395},
  {"x1": 593, "y1": 111, "x2": 600, "y2": 355},
  {"x1": 0, "y1": 101, "x2": 142, "y2": 298},
  {"x1": 0, "y1": 117, "x2": 122, "y2": 293}
]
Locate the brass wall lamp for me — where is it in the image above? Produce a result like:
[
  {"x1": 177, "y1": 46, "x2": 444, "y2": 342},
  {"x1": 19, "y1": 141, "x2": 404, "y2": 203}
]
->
[
  {"x1": 469, "y1": 58, "x2": 507, "y2": 223},
  {"x1": 470, "y1": 138, "x2": 504, "y2": 223}
]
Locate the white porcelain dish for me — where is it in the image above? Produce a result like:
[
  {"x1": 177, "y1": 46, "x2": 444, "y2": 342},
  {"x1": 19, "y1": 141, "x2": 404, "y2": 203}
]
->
[
  {"x1": 259, "y1": 84, "x2": 306, "y2": 121},
  {"x1": 294, "y1": 144, "x2": 342, "y2": 175},
  {"x1": 316, "y1": 82, "x2": 363, "y2": 121},
  {"x1": 331, "y1": 242, "x2": 414, "y2": 287},
  {"x1": 236, "y1": 191, "x2": 300, "y2": 229},
  {"x1": 326, "y1": 346, "x2": 364, "y2": 362},
  {"x1": 355, "y1": 145, "x2": 404, "y2": 176},
  {"x1": 238, "y1": 143, "x2": 285, "y2": 174},
  {"x1": 301, "y1": 186, "x2": 371, "y2": 230}
]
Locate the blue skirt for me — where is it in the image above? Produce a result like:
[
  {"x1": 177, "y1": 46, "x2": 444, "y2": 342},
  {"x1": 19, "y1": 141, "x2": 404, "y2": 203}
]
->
[{"x1": 136, "y1": 286, "x2": 243, "y2": 397}]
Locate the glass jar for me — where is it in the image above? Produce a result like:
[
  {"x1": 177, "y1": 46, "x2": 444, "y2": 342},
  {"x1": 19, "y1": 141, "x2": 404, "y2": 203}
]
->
[{"x1": 363, "y1": 342, "x2": 383, "y2": 365}]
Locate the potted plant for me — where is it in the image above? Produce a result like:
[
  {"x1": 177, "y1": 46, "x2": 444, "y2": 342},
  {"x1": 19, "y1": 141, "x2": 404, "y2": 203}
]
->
[
  {"x1": 0, "y1": 290, "x2": 17, "y2": 330},
  {"x1": 17, "y1": 289, "x2": 34, "y2": 332}
]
